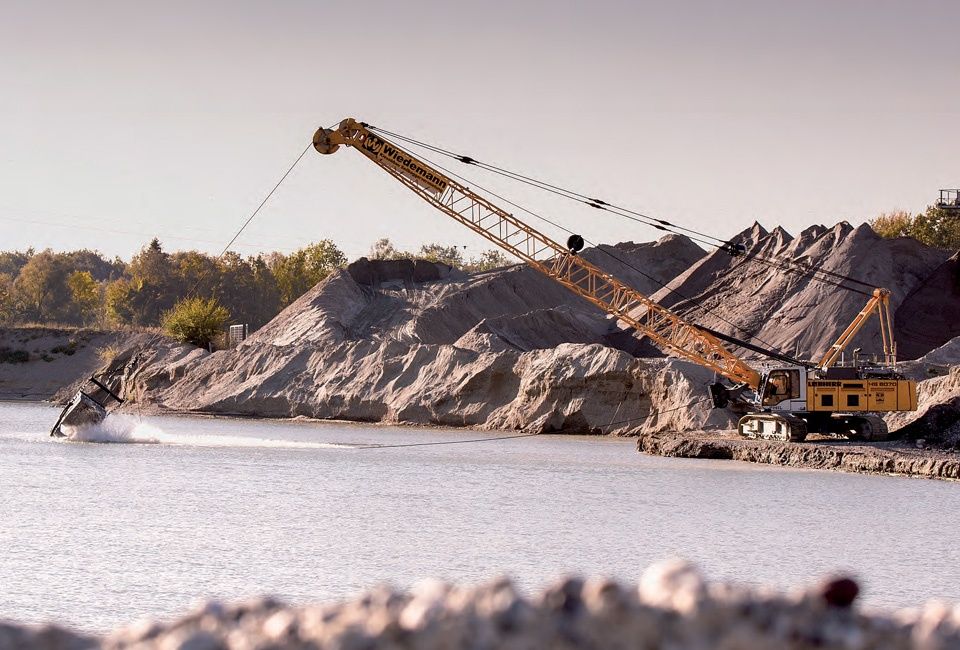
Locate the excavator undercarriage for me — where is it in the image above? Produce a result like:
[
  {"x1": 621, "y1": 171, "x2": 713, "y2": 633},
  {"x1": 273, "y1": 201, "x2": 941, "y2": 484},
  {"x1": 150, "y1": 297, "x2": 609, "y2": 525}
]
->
[{"x1": 737, "y1": 412, "x2": 890, "y2": 443}]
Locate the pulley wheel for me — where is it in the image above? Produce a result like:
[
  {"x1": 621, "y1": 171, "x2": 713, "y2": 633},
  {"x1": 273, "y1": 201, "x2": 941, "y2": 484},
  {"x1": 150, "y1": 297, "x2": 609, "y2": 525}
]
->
[{"x1": 313, "y1": 127, "x2": 340, "y2": 155}]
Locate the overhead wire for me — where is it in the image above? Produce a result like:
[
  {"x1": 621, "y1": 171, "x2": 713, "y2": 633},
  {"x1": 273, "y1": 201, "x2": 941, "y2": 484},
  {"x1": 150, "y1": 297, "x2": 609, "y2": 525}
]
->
[
  {"x1": 397, "y1": 143, "x2": 794, "y2": 357},
  {"x1": 181, "y1": 141, "x2": 313, "y2": 300},
  {"x1": 366, "y1": 125, "x2": 877, "y2": 297},
  {"x1": 124, "y1": 140, "x2": 315, "y2": 422}
]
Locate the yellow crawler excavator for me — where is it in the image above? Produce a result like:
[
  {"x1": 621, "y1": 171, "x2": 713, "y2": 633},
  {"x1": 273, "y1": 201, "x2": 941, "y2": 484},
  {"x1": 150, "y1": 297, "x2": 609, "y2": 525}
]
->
[{"x1": 312, "y1": 118, "x2": 917, "y2": 442}]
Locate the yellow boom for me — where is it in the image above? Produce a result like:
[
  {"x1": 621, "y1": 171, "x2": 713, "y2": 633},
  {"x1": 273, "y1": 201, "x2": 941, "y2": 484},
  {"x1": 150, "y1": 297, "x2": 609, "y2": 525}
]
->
[{"x1": 818, "y1": 288, "x2": 896, "y2": 369}]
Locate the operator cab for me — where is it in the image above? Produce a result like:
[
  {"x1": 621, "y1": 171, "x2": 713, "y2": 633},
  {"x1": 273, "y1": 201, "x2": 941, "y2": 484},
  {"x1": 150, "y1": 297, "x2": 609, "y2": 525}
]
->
[
  {"x1": 936, "y1": 189, "x2": 960, "y2": 214},
  {"x1": 759, "y1": 366, "x2": 807, "y2": 412}
]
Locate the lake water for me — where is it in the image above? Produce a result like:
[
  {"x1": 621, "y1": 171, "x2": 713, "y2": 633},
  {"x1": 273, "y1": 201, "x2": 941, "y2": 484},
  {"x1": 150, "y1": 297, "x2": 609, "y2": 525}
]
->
[{"x1": 1, "y1": 401, "x2": 959, "y2": 633}]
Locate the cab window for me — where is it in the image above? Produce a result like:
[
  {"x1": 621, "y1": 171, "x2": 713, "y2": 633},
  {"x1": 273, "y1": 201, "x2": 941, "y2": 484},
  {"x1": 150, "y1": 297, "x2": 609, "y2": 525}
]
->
[{"x1": 762, "y1": 369, "x2": 801, "y2": 406}]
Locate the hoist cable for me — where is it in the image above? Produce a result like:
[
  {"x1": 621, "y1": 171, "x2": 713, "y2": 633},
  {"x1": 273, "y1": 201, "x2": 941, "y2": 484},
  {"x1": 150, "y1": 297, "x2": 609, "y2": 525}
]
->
[
  {"x1": 124, "y1": 139, "x2": 316, "y2": 422},
  {"x1": 366, "y1": 125, "x2": 878, "y2": 295},
  {"x1": 185, "y1": 141, "x2": 313, "y2": 300},
  {"x1": 411, "y1": 148, "x2": 794, "y2": 360}
]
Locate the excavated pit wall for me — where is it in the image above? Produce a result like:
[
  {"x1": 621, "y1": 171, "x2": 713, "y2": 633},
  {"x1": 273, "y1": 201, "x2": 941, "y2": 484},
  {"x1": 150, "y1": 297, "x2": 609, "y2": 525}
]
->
[{"x1": 4, "y1": 561, "x2": 960, "y2": 649}]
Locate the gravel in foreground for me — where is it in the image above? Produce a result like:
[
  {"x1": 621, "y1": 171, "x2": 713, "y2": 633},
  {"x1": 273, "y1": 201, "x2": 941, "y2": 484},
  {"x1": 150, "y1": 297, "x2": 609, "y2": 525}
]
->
[{"x1": 4, "y1": 561, "x2": 960, "y2": 649}]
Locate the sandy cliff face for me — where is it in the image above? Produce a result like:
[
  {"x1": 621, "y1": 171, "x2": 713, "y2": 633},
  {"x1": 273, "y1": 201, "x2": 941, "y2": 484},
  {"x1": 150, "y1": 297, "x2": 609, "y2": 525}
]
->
[{"x1": 111, "y1": 225, "x2": 960, "y2": 437}]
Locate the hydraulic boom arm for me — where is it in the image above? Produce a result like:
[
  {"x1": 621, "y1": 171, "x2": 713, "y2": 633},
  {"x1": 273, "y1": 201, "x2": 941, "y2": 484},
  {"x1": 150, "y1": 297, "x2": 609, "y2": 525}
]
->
[
  {"x1": 313, "y1": 118, "x2": 762, "y2": 388},
  {"x1": 817, "y1": 287, "x2": 896, "y2": 369}
]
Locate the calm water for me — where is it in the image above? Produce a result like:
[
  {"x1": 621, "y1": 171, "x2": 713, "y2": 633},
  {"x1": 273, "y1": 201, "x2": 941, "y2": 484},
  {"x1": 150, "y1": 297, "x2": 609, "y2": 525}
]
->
[{"x1": 1, "y1": 401, "x2": 959, "y2": 632}]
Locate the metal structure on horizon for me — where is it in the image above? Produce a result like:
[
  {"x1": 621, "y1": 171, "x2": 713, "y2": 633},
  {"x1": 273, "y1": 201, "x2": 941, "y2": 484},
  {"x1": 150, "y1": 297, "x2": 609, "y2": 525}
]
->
[{"x1": 937, "y1": 189, "x2": 960, "y2": 214}]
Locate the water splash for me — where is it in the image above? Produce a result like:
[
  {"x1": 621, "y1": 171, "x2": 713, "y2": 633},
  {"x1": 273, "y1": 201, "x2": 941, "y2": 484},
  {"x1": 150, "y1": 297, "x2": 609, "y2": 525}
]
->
[
  {"x1": 62, "y1": 414, "x2": 162, "y2": 444},
  {"x1": 60, "y1": 414, "x2": 354, "y2": 449}
]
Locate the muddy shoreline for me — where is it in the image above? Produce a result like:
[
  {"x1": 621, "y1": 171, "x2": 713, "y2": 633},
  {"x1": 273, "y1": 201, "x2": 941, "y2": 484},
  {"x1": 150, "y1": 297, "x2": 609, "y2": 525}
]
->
[{"x1": 638, "y1": 431, "x2": 960, "y2": 480}]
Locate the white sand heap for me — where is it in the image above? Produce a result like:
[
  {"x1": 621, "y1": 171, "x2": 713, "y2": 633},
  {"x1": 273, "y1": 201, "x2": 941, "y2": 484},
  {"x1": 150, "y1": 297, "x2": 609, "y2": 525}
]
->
[{"x1": 4, "y1": 561, "x2": 960, "y2": 649}]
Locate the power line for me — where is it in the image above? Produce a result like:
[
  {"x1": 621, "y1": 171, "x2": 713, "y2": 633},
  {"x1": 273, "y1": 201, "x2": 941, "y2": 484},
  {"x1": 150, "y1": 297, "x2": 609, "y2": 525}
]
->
[
  {"x1": 0, "y1": 214, "x2": 305, "y2": 254},
  {"x1": 605, "y1": 397, "x2": 714, "y2": 428},
  {"x1": 354, "y1": 432, "x2": 538, "y2": 449}
]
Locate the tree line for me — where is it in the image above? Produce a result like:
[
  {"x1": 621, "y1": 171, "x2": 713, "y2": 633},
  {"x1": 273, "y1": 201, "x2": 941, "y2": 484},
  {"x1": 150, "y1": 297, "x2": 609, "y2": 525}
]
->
[
  {"x1": 0, "y1": 237, "x2": 511, "y2": 330},
  {"x1": 869, "y1": 205, "x2": 960, "y2": 249}
]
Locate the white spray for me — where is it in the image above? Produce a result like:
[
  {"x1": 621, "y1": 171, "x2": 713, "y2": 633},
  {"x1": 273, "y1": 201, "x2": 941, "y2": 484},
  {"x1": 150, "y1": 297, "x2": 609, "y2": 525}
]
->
[{"x1": 59, "y1": 414, "x2": 354, "y2": 449}]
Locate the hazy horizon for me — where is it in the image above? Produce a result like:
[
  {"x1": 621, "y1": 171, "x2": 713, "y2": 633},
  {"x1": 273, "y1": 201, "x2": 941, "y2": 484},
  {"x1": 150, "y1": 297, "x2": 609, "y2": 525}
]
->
[{"x1": 2, "y1": 0, "x2": 957, "y2": 260}]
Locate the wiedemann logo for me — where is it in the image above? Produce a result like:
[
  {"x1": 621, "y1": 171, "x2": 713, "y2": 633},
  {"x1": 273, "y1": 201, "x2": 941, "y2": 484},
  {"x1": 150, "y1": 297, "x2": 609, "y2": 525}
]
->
[{"x1": 362, "y1": 133, "x2": 449, "y2": 194}]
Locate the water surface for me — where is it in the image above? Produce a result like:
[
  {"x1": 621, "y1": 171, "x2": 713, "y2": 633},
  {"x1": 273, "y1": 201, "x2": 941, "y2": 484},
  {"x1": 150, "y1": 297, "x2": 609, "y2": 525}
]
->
[{"x1": 1, "y1": 401, "x2": 958, "y2": 632}]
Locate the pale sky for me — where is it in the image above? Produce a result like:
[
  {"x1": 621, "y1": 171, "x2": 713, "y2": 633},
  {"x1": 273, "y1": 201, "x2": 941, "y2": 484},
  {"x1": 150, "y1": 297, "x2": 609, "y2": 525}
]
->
[{"x1": 1, "y1": 0, "x2": 957, "y2": 260}]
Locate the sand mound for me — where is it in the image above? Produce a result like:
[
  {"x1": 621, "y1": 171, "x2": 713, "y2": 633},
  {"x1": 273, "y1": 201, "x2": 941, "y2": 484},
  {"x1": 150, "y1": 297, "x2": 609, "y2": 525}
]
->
[
  {"x1": 652, "y1": 223, "x2": 951, "y2": 361},
  {"x1": 886, "y1": 363, "x2": 960, "y2": 448},
  {"x1": 896, "y1": 251, "x2": 960, "y2": 359},
  {"x1": 109, "y1": 237, "x2": 731, "y2": 435}
]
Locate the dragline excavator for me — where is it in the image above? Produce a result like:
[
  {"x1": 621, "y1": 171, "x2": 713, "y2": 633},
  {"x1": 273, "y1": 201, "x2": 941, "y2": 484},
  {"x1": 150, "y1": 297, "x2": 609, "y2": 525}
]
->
[{"x1": 313, "y1": 118, "x2": 917, "y2": 442}]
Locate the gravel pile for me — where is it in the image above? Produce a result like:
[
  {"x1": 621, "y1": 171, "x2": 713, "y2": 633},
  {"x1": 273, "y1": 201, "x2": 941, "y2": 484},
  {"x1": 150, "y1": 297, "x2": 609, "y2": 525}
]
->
[{"x1": 4, "y1": 561, "x2": 960, "y2": 649}]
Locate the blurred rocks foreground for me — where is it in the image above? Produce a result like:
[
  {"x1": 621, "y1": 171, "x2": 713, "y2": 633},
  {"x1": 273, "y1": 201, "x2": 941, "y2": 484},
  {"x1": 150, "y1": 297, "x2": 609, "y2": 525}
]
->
[{"x1": 4, "y1": 561, "x2": 960, "y2": 650}]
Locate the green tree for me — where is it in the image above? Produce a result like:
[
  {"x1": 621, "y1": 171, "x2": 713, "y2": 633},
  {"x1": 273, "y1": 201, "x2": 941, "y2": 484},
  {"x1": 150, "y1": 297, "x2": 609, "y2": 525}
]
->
[
  {"x1": 61, "y1": 249, "x2": 125, "y2": 281},
  {"x1": 909, "y1": 205, "x2": 960, "y2": 250},
  {"x1": 0, "y1": 273, "x2": 14, "y2": 324},
  {"x1": 105, "y1": 278, "x2": 137, "y2": 326},
  {"x1": 870, "y1": 206, "x2": 960, "y2": 249},
  {"x1": 466, "y1": 249, "x2": 511, "y2": 272},
  {"x1": 126, "y1": 238, "x2": 175, "y2": 324},
  {"x1": 162, "y1": 297, "x2": 230, "y2": 348},
  {"x1": 104, "y1": 278, "x2": 134, "y2": 325},
  {"x1": 67, "y1": 270, "x2": 101, "y2": 326},
  {"x1": 369, "y1": 238, "x2": 408, "y2": 260},
  {"x1": 272, "y1": 240, "x2": 347, "y2": 306},
  {"x1": 418, "y1": 243, "x2": 465, "y2": 267},
  {"x1": 13, "y1": 250, "x2": 69, "y2": 322},
  {"x1": 868, "y1": 211, "x2": 913, "y2": 239},
  {"x1": 171, "y1": 250, "x2": 219, "y2": 298},
  {"x1": 248, "y1": 255, "x2": 280, "y2": 327},
  {"x1": 0, "y1": 249, "x2": 33, "y2": 278}
]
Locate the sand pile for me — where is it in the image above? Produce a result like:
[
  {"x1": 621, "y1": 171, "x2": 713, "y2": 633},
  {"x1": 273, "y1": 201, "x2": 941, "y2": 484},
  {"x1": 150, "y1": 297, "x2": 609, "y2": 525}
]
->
[
  {"x1": 0, "y1": 327, "x2": 128, "y2": 400},
  {"x1": 886, "y1": 363, "x2": 960, "y2": 449},
  {"x1": 113, "y1": 236, "x2": 731, "y2": 435},
  {"x1": 117, "y1": 236, "x2": 732, "y2": 434},
  {"x1": 896, "y1": 251, "x2": 960, "y2": 360},
  {"x1": 5, "y1": 561, "x2": 960, "y2": 649},
  {"x1": 652, "y1": 222, "x2": 950, "y2": 361},
  {"x1": 108, "y1": 224, "x2": 960, "y2": 437}
]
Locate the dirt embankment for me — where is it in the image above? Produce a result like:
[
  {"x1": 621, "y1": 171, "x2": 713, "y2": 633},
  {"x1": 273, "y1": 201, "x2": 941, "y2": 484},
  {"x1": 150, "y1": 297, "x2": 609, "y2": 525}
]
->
[
  {"x1": 4, "y1": 560, "x2": 960, "y2": 650},
  {"x1": 638, "y1": 432, "x2": 960, "y2": 480},
  {"x1": 0, "y1": 327, "x2": 129, "y2": 400}
]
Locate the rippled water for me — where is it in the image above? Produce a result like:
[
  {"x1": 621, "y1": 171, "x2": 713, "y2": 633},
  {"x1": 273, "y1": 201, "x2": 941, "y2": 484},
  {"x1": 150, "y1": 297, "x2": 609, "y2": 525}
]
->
[{"x1": 1, "y1": 401, "x2": 959, "y2": 632}]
